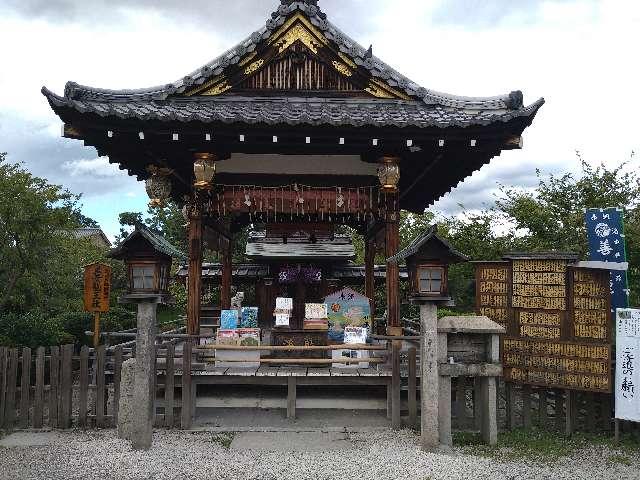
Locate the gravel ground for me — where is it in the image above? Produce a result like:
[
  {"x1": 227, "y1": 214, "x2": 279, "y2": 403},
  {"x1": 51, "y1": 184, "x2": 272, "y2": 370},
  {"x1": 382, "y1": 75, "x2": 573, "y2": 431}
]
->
[{"x1": 2, "y1": 429, "x2": 639, "y2": 480}]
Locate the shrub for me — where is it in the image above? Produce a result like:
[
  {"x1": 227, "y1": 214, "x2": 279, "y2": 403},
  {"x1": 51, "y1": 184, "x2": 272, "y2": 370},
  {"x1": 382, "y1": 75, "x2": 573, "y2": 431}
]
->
[{"x1": 0, "y1": 311, "x2": 67, "y2": 348}]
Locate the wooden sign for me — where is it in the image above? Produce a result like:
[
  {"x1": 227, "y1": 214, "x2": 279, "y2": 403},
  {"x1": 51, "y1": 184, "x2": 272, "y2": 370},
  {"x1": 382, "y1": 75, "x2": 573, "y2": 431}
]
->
[
  {"x1": 503, "y1": 338, "x2": 611, "y2": 392},
  {"x1": 476, "y1": 256, "x2": 613, "y2": 393},
  {"x1": 569, "y1": 268, "x2": 611, "y2": 342},
  {"x1": 83, "y1": 263, "x2": 112, "y2": 313},
  {"x1": 475, "y1": 262, "x2": 511, "y2": 329}
]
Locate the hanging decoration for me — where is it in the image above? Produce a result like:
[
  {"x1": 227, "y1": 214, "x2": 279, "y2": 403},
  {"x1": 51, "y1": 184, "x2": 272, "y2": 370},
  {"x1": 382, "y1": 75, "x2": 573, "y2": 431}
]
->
[
  {"x1": 279, "y1": 265, "x2": 322, "y2": 284},
  {"x1": 202, "y1": 184, "x2": 384, "y2": 222}
]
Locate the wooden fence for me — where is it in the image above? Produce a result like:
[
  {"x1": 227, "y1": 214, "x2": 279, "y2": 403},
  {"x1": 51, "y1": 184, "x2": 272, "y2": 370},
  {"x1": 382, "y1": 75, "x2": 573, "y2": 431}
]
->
[
  {"x1": 0, "y1": 338, "x2": 625, "y2": 436},
  {"x1": 0, "y1": 345, "x2": 129, "y2": 430}
]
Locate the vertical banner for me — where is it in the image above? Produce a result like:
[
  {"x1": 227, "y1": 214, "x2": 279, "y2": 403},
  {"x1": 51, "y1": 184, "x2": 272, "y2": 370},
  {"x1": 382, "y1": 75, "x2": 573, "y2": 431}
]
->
[
  {"x1": 585, "y1": 208, "x2": 630, "y2": 313},
  {"x1": 616, "y1": 309, "x2": 640, "y2": 421}
]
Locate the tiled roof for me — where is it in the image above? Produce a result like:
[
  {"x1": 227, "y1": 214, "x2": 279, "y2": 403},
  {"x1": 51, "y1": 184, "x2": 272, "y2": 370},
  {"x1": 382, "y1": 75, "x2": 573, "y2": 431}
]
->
[
  {"x1": 41, "y1": 0, "x2": 544, "y2": 126},
  {"x1": 109, "y1": 224, "x2": 186, "y2": 260},
  {"x1": 246, "y1": 231, "x2": 355, "y2": 260},
  {"x1": 73, "y1": 228, "x2": 111, "y2": 247},
  {"x1": 388, "y1": 225, "x2": 468, "y2": 264},
  {"x1": 41, "y1": 92, "x2": 544, "y2": 130},
  {"x1": 502, "y1": 252, "x2": 579, "y2": 261}
]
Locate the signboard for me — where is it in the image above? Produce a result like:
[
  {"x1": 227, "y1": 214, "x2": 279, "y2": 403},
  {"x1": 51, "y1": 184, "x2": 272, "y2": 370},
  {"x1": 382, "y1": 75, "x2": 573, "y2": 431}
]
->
[
  {"x1": 585, "y1": 208, "x2": 630, "y2": 313},
  {"x1": 476, "y1": 257, "x2": 614, "y2": 393},
  {"x1": 324, "y1": 288, "x2": 371, "y2": 329},
  {"x1": 616, "y1": 309, "x2": 640, "y2": 421},
  {"x1": 305, "y1": 303, "x2": 328, "y2": 320},
  {"x1": 570, "y1": 268, "x2": 611, "y2": 341},
  {"x1": 83, "y1": 263, "x2": 112, "y2": 313},
  {"x1": 503, "y1": 338, "x2": 611, "y2": 392}
]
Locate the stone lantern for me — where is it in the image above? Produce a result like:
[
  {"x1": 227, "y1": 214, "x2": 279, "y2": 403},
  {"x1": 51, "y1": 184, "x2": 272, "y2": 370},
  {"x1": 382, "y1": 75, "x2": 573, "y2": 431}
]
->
[
  {"x1": 388, "y1": 225, "x2": 468, "y2": 451},
  {"x1": 108, "y1": 224, "x2": 184, "y2": 450},
  {"x1": 109, "y1": 224, "x2": 185, "y2": 301},
  {"x1": 393, "y1": 225, "x2": 467, "y2": 303}
]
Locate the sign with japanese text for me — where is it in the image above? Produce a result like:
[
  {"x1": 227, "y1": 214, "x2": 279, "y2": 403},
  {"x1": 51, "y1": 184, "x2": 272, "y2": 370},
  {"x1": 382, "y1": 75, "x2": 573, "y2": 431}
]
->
[
  {"x1": 585, "y1": 208, "x2": 630, "y2": 313},
  {"x1": 616, "y1": 309, "x2": 640, "y2": 421},
  {"x1": 475, "y1": 262, "x2": 511, "y2": 329},
  {"x1": 83, "y1": 263, "x2": 112, "y2": 313},
  {"x1": 477, "y1": 256, "x2": 614, "y2": 393}
]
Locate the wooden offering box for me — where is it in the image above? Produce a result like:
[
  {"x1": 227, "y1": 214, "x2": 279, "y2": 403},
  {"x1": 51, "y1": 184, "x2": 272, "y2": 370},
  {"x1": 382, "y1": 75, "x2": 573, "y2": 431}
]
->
[{"x1": 271, "y1": 330, "x2": 328, "y2": 360}]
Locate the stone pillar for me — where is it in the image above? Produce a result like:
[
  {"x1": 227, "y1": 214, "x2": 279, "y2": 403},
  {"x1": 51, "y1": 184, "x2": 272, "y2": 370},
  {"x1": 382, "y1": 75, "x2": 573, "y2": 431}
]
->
[
  {"x1": 480, "y1": 332, "x2": 500, "y2": 445},
  {"x1": 117, "y1": 358, "x2": 136, "y2": 441},
  {"x1": 420, "y1": 302, "x2": 440, "y2": 450},
  {"x1": 437, "y1": 331, "x2": 452, "y2": 446},
  {"x1": 131, "y1": 302, "x2": 157, "y2": 450}
]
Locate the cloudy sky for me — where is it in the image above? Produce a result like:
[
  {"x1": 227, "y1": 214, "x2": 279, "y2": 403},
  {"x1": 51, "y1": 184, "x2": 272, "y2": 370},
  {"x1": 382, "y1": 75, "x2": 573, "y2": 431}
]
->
[{"x1": 0, "y1": 0, "x2": 638, "y2": 239}]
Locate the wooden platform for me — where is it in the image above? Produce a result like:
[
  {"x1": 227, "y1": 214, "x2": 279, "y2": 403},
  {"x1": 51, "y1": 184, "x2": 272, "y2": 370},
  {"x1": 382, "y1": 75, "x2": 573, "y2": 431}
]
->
[
  {"x1": 181, "y1": 365, "x2": 394, "y2": 420},
  {"x1": 194, "y1": 366, "x2": 392, "y2": 377}
]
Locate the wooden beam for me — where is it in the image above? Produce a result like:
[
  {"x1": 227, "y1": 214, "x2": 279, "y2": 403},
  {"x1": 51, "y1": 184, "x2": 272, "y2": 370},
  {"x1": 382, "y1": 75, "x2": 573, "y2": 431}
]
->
[
  {"x1": 187, "y1": 209, "x2": 203, "y2": 336},
  {"x1": 365, "y1": 238, "x2": 376, "y2": 325},
  {"x1": 399, "y1": 153, "x2": 443, "y2": 202},
  {"x1": 220, "y1": 238, "x2": 233, "y2": 310},
  {"x1": 385, "y1": 192, "x2": 400, "y2": 330}
]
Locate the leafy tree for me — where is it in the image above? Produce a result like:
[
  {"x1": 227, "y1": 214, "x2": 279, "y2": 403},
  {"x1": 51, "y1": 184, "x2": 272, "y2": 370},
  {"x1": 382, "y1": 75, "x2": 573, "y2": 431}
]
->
[
  {"x1": 439, "y1": 154, "x2": 640, "y2": 309},
  {"x1": 0, "y1": 153, "x2": 89, "y2": 312}
]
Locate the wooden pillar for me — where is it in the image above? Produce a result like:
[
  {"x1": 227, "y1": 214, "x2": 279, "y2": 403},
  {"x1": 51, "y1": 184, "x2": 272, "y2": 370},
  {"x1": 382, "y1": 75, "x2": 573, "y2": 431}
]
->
[
  {"x1": 220, "y1": 238, "x2": 232, "y2": 310},
  {"x1": 385, "y1": 193, "x2": 400, "y2": 332},
  {"x1": 365, "y1": 239, "x2": 376, "y2": 315},
  {"x1": 187, "y1": 209, "x2": 203, "y2": 336}
]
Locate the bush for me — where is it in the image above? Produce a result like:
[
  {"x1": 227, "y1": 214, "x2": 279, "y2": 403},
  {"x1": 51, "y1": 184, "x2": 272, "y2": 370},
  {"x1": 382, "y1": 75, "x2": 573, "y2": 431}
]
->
[
  {"x1": 53, "y1": 306, "x2": 136, "y2": 346},
  {"x1": 0, "y1": 311, "x2": 68, "y2": 348}
]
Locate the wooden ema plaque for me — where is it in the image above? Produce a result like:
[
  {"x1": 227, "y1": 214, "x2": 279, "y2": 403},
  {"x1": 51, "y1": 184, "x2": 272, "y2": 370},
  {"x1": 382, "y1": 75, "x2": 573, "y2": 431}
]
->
[
  {"x1": 476, "y1": 259, "x2": 613, "y2": 392},
  {"x1": 475, "y1": 262, "x2": 511, "y2": 330}
]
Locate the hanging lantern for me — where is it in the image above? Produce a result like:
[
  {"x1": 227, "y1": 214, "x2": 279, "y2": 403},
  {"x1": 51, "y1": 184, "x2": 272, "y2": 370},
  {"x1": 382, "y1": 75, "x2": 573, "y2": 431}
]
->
[
  {"x1": 145, "y1": 166, "x2": 172, "y2": 207},
  {"x1": 377, "y1": 156, "x2": 400, "y2": 192},
  {"x1": 193, "y1": 152, "x2": 217, "y2": 189}
]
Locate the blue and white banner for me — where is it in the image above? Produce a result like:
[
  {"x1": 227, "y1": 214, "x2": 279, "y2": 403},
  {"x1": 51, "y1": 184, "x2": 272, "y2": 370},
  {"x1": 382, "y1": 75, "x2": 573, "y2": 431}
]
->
[{"x1": 585, "y1": 208, "x2": 630, "y2": 312}]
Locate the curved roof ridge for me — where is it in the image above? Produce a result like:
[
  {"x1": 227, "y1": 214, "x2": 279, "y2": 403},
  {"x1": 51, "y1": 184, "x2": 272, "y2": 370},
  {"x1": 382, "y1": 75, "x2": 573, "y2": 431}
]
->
[{"x1": 42, "y1": 0, "x2": 532, "y2": 112}]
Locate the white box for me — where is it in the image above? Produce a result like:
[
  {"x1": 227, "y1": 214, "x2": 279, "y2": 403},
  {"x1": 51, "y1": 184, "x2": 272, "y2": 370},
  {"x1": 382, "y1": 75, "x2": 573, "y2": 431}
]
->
[{"x1": 332, "y1": 349, "x2": 370, "y2": 369}]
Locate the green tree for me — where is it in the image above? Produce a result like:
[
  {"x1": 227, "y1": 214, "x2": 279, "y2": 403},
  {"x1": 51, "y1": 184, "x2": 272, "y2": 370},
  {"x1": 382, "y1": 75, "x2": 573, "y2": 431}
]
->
[
  {"x1": 0, "y1": 153, "x2": 89, "y2": 311},
  {"x1": 439, "y1": 154, "x2": 640, "y2": 309}
]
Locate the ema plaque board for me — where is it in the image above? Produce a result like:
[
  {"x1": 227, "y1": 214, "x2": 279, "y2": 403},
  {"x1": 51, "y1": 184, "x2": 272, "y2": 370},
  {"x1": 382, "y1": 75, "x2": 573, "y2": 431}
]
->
[{"x1": 476, "y1": 258, "x2": 613, "y2": 392}]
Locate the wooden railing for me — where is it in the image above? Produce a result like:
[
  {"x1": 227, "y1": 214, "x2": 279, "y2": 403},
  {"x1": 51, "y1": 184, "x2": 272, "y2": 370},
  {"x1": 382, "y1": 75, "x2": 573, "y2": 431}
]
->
[{"x1": 0, "y1": 339, "x2": 619, "y2": 435}]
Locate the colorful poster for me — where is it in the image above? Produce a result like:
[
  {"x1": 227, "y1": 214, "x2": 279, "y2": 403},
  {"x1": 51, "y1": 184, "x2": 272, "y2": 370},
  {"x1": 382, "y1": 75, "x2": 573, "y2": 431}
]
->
[
  {"x1": 324, "y1": 288, "x2": 372, "y2": 330},
  {"x1": 616, "y1": 309, "x2": 640, "y2": 421},
  {"x1": 220, "y1": 310, "x2": 239, "y2": 330},
  {"x1": 585, "y1": 208, "x2": 630, "y2": 313},
  {"x1": 305, "y1": 303, "x2": 328, "y2": 319},
  {"x1": 241, "y1": 307, "x2": 259, "y2": 328}
]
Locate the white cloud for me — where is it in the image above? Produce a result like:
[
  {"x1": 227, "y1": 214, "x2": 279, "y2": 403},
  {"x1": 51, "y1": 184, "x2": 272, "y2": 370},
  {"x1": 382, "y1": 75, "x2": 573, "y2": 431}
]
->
[{"x1": 61, "y1": 157, "x2": 122, "y2": 178}]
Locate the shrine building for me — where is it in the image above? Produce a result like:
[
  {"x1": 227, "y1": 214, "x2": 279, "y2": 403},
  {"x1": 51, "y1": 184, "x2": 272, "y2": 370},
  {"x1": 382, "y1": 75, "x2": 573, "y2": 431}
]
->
[{"x1": 42, "y1": 0, "x2": 543, "y2": 338}]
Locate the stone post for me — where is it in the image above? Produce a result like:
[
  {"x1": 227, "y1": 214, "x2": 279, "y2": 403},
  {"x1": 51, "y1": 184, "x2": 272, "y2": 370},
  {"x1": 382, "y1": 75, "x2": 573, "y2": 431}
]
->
[
  {"x1": 480, "y1": 332, "x2": 500, "y2": 445},
  {"x1": 131, "y1": 302, "x2": 157, "y2": 450},
  {"x1": 117, "y1": 358, "x2": 136, "y2": 441},
  {"x1": 437, "y1": 330, "x2": 452, "y2": 446},
  {"x1": 118, "y1": 295, "x2": 162, "y2": 450},
  {"x1": 420, "y1": 302, "x2": 440, "y2": 450}
]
